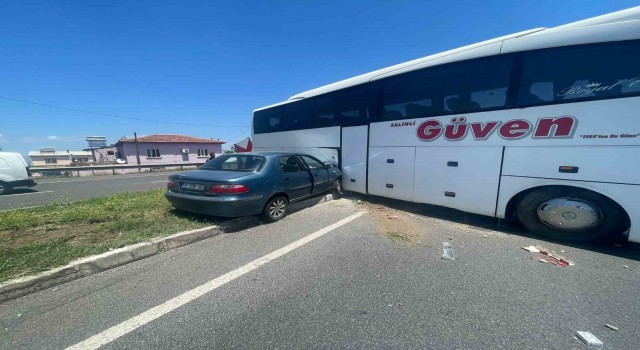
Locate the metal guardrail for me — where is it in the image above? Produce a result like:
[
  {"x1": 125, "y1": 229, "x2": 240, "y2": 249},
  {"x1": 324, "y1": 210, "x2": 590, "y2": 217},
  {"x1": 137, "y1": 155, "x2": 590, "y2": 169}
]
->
[{"x1": 30, "y1": 162, "x2": 205, "y2": 176}]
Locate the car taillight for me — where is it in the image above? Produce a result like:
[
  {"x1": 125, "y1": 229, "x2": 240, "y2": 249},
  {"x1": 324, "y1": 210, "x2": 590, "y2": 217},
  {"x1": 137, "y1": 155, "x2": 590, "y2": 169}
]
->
[
  {"x1": 167, "y1": 180, "x2": 176, "y2": 189},
  {"x1": 210, "y1": 184, "x2": 249, "y2": 194}
]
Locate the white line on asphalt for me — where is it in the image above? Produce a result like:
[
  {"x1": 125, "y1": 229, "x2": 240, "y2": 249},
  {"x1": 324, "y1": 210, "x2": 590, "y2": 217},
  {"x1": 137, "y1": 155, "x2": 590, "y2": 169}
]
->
[
  {"x1": 150, "y1": 180, "x2": 167, "y2": 184},
  {"x1": 4, "y1": 191, "x2": 54, "y2": 197},
  {"x1": 38, "y1": 173, "x2": 170, "y2": 184},
  {"x1": 65, "y1": 211, "x2": 365, "y2": 350}
]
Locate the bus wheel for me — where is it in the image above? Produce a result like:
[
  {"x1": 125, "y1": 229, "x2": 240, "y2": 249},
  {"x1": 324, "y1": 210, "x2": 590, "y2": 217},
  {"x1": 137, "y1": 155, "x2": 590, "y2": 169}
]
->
[{"x1": 516, "y1": 187, "x2": 626, "y2": 244}]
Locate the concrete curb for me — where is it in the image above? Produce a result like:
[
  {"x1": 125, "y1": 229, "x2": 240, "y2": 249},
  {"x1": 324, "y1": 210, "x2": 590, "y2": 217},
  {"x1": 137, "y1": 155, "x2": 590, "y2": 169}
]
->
[{"x1": 0, "y1": 225, "x2": 222, "y2": 304}]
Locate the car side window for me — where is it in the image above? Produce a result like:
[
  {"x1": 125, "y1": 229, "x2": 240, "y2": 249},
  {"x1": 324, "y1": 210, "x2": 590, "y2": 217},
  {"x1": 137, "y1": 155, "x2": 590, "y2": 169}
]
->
[
  {"x1": 300, "y1": 155, "x2": 325, "y2": 170},
  {"x1": 278, "y1": 156, "x2": 306, "y2": 173}
]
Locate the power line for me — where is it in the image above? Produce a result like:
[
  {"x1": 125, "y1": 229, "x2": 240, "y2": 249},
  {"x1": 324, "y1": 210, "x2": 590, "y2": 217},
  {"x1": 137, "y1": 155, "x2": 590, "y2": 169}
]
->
[{"x1": 0, "y1": 95, "x2": 249, "y2": 128}]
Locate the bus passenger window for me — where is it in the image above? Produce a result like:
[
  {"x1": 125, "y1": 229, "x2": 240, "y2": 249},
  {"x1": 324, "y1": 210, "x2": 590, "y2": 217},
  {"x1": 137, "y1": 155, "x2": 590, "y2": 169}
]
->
[{"x1": 518, "y1": 40, "x2": 640, "y2": 106}]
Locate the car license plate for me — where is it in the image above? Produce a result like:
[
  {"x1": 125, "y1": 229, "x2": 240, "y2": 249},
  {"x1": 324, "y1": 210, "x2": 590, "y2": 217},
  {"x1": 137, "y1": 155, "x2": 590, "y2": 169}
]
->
[{"x1": 181, "y1": 183, "x2": 205, "y2": 191}]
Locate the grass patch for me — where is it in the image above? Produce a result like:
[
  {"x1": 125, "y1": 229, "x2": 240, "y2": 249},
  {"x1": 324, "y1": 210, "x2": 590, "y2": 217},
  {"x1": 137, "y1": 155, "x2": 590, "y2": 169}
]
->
[{"x1": 0, "y1": 190, "x2": 215, "y2": 283}]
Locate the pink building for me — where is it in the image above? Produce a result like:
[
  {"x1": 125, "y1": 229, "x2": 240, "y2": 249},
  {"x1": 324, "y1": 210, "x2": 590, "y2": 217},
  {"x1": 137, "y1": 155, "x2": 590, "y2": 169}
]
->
[{"x1": 89, "y1": 134, "x2": 225, "y2": 164}]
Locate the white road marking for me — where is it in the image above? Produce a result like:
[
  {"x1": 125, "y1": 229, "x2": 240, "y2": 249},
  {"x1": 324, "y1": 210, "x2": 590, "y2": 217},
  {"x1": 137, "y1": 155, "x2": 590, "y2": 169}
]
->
[
  {"x1": 4, "y1": 191, "x2": 54, "y2": 197},
  {"x1": 65, "y1": 211, "x2": 365, "y2": 350},
  {"x1": 150, "y1": 180, "x2": 167, "y2": 184},
  {"x1": 38, "y1": 173, "x2": 170, "y2": 184}
]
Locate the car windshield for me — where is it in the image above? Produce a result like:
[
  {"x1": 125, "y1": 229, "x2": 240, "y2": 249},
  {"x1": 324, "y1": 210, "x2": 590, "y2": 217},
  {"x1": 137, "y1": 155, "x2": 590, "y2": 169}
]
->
[{"x1": 200, "y1": 154, "x2": 265, "y2": 172}]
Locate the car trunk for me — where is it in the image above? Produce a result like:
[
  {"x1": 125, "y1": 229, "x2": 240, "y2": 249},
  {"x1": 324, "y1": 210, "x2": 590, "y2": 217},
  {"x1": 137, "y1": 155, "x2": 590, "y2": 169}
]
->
[{"x1": 170, "y1": 170, "x2": 252, "y2": 196}]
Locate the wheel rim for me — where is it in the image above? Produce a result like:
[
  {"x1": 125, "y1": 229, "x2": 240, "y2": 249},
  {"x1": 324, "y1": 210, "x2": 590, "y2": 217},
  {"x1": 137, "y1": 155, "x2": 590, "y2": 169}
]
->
[
  {"x1": 536, "y1": 197, "x2": 602, "y2": 232},
  {"x1": 268, "y1": 198, "x2": 286, "y2": 218}
]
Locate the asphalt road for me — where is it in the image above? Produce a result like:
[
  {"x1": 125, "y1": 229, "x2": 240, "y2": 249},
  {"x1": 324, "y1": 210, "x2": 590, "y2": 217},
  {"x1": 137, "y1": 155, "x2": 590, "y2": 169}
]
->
[
  {"x1": 1, "y1": 198, "x2": 639, "y2": 349},
  {"x1": 0, "y1": 173, "x2": 176, "y2": 211}
]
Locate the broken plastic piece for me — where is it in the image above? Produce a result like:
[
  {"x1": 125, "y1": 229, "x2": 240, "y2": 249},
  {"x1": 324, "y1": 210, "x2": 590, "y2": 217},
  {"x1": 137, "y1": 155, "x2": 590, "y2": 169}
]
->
[
  {"x1": 522, "y1": 245, "x2": 540, "y2": 253},
  {"x1": 576, "y1": 331, "x2": 603, "y2": 348},
  {"x1": 441, "y1": 242, "x2": 455, "y2": 260},
  {"x1": 605, "y1": 324, "x2": 619, "y2": 331}
]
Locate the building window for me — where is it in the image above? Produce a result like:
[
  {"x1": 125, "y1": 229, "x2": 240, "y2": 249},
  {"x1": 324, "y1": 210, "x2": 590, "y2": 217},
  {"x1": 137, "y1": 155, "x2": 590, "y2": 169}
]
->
[
  {"x1": 75, "y1": 158, "x2": 89, "y2": 163},
  {"x1": 197, "y1": 149, "x2": 209, "y2": 157},
  {"x1": 45, "y1": 158, "x2": 57, "y2": 164},
  {"x1": 107, "y1": 151, "x2": 115, "y2": 156},
  {"x1": 146, "y1": 149, "x2": 161, "y2": 158}
]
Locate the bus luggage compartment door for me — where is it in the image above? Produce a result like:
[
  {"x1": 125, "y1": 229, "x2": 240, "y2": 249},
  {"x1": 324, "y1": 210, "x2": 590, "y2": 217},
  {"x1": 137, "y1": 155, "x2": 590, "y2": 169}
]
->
[
  {"x1": 341, "y1": 126, "x2": 368, "y2": 194},
  {"x1": 368, "y1": 147, "x2": 416, "y2": 201},
  {"x1": 413, "y1": 146, "x2": 502, "y2": 216}
]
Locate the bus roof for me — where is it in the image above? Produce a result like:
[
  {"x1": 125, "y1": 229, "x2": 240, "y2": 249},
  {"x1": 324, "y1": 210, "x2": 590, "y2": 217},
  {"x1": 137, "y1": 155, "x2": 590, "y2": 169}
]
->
[{"x1": 253, "y1": 6, "x2": 640, "y2": 112}]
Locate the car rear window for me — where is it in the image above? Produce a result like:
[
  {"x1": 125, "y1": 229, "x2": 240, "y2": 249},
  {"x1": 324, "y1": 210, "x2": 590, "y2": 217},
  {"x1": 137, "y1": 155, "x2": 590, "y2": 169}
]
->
[{"x1": 200, "y1": 155, "x2": 265, "y2": 172}]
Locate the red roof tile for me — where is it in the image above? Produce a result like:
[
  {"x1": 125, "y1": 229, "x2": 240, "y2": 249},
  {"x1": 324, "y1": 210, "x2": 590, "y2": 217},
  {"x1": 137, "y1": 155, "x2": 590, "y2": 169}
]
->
[{"x1": 118, "y1": 134, "x2": 226, "y2": 144}]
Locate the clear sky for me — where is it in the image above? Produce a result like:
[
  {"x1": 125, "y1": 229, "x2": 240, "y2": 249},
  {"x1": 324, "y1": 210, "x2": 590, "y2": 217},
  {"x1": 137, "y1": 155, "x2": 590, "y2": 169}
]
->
[{"x1": 1, "y1": 1, "x2": 637, "y2": 156}]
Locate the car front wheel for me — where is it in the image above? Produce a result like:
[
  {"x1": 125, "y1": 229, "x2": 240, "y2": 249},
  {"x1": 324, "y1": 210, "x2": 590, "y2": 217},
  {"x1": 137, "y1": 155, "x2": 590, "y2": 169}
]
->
[
  {"x1": 331, "y1": 179, "x2": 343, "y2": 198},
  {"x1": 263, "y1": 196, "x2": 289, "y2": 222}
]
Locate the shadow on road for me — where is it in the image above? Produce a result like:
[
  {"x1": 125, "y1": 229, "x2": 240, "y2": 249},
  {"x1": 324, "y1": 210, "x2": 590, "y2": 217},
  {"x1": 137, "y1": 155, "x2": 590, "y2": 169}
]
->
[{"x1": 347, "y1": 193, "x2": 640, "y2": 262}]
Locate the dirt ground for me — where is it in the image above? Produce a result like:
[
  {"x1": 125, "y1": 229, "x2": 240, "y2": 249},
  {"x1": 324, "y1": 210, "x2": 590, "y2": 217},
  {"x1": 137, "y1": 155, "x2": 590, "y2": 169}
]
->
[{"x1": 344, "y1": 195, "x2": 510, "y2": 246}]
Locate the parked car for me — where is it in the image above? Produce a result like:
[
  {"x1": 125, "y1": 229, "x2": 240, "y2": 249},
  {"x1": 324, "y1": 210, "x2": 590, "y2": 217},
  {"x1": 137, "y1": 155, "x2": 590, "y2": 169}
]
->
[
  {"x1": 165, "y1": 152, "x2": 342, "y2": 221},
  {"x1": 0, "y1": 152, "x2": 36, "y2": 195}
]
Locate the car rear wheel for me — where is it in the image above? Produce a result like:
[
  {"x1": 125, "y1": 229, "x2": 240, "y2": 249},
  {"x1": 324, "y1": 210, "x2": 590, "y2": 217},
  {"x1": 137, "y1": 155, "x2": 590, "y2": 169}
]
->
[
  {"x1": 0, "y1": 182, "x2": 11, "y2": 195},
  {"x1": 263, "y1": 196, "x2": 289, "y2": 222},
  {"x1": 516, "y1": 187, "x2": 626, "y2": 244}
]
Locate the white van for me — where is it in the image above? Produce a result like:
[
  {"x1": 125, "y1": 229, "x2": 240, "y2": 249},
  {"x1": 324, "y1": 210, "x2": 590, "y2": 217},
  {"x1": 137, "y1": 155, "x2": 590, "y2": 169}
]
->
[{"x1": 0, "y1": 152, "x2": 36, "y2": 195}]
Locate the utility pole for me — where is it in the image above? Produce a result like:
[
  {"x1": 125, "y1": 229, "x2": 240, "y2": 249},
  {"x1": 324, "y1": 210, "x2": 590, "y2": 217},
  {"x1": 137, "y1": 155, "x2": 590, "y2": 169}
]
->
[{"x1": 134, "y1": 132, "x2": 141, "y2": 166}]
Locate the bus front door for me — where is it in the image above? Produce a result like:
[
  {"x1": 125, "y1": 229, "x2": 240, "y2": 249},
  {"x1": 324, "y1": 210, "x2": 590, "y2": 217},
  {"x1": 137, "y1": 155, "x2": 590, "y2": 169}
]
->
[{"x1": 341, "y1": 126, "x2": 368, "y2": 194}]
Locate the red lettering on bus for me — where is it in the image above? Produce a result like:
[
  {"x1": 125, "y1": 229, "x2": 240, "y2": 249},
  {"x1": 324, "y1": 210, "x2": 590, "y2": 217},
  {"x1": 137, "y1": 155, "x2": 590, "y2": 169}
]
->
[
  {"x1": 444, "y1": 117, "x2": 468, "y2": 140},
  {"x1": 470, "y1": 121, "x2": 500, "y2": 140},
  {"x1": 498, "y1": 120, "x2": 532, "y2": 139},
  {"x1": 533, "y1": 116, "x2": 577, "y2": 138},
  {"x1": 416, "y1": 120, "x2": 442, "y2": 141}
]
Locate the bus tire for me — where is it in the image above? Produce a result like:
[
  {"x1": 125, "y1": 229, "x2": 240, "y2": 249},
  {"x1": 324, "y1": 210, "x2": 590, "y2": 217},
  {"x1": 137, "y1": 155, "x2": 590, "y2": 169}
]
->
[
  {"x1": 263, "y1": 195, "x2": 289, "y2": 222},
  {"x1": 516, "y1": 187, "x2": 626, "y2": 244}
]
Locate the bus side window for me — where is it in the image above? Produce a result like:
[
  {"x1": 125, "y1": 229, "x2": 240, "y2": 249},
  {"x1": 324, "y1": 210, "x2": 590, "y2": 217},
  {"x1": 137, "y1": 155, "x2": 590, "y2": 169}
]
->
[
  {"x1": 517, "y1": 40, "x2": 640, "y2": 106},
  {"x1": 336, "y1": 83, "x2": 380, "y2": 127},
  {"x1": 313, "y1": 95, "x2": 340, "y2": 128},
  {"x1": 282, "y1": 99, "x2": 313, "y2": 131},
  {"x1": 380, "y1": 54, "x2": 513, "y2": 121},
  {"x1": 253, "y1": 106, "x2": 283, "y2": 134}
]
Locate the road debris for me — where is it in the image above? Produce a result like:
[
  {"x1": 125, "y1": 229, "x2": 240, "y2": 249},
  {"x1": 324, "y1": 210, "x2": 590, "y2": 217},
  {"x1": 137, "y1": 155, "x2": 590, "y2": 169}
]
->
[
  {"x1": 613, "y1": 243, "x2": 623, "y2": 247},
  {"x1": 539, "y1": 258, "x2": 548, "y2": 263},
  {"x1": 522, "y1": 245, "x2": 541, "y2": 253},
  {"x1": 623, "y1": 265, "x2": 628, "y2": 268},
  {"x1": 482, "y1": 234, "x2": 487, "y2": 238},
  {"x1": 441, "y1": 242, "x2": 455, "y2": 260},
  {"x1": 575, "y1": 331, "x2": 603, "y2": 348},
  {"x1": 356, "y1": 200, "x2": 362, "y2": 204},
  {"x1": 605, "y1": 324, "x2": 619, "y2": 331},
  {"x1": 523, "y1": 245, "x2": 574, "y2": 267},
  {"x1": 387, "y1": 215, "x2": 398, "y2": 219}
]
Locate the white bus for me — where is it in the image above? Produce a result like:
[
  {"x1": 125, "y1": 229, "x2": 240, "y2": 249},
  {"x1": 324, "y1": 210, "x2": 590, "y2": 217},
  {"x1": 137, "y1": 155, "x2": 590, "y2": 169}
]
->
[{"x1": 252, "y1": 7, "x2": 640, "y2": 244}]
